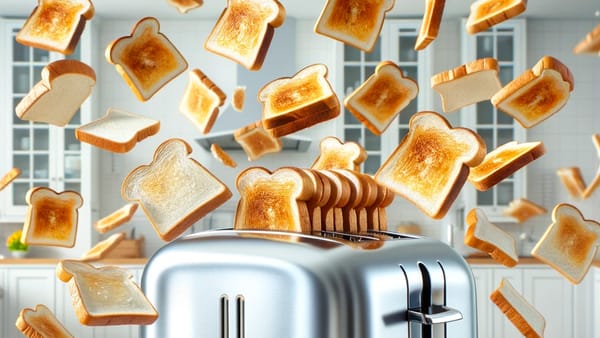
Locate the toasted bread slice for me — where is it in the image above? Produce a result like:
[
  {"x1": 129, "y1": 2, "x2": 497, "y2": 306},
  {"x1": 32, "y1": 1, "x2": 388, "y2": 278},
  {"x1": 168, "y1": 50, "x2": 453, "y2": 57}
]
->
[
  {"x1": 531, "y1": 203, "x2": 600, "y2": 284},
  {"x1": 0, "y1": 167, "x2": 21, "y2": 191},
  {"x1": 431, "y1": 58, "x2": 501, "y2": 113},
  {"x1": 166, "y1": 0, "x2": 203, "y2": 14},
  {"x1": 311, "y1": 136, "x2": 367, "y2": 171},
  {"x1": 375, "y1": 111, "x2": 486, "y2": 219},
  {"x1": 94, "y1": 203, "x2": 139, "y2": 234},
  {"x1": 57, "y1": 259, "x2": 158, "y2": 325},
  {"x1": 583, "y1": 166, "x2": 600, "y2": 199},
  {"x1": 121, "y1": 138, "x2": 232, "y2": 241},
  {"x1": 204, "y1": 0, "x2": 285, "y2": 71},
  {"x1": 210, "y1": 143, "x2": 237, "y2": 168},
  {"x1": 557, "y1": 167, "x2": 586, "y2": 199},
  {"x1": 468, "y1": 141, "x2": 546, "y2": 191},
  {"x1": 344, "y1": 61, "x2": 418, "y2": 135},
  {"x1": 593, "y1": 134, "x2": 600, "y2": 158},
  {"x1": 490, "y1": 278, "x2": 545, "y2": 338},
  {"x1": 16, "y1": 59, "x2": 96, "y2": 126},
  {"x1": 232, "y1": 85, "x2": 246, "y2": 112},
  {"x1": 466, "y1": 0, "x2": 527, "y2": 35},
  {"x1": 503, "y1": 198, "x2": 546, "y2": 223},
  {"x1": 16, "y1": 304, "x2": 74, "y2": 338},
  {"x1": 317, "y1": 169, "x2": 352, "y2": 231},
  {"x1": 16, "y1": 0, "x2": 94, "y2": 55},
  {"x1": 314, "y1": 0, "x2": 395, "y2": 52},
  {"x1": 80, "y1": 232, "x2": 126, "y2": 261},
  {"x1": 106, "y1": 17, "x2": 188, "y2": 102},
  {"x1": 22, "y1": 187, "x2": 83, "y2": 247},
  {"x1": 233, "y1": 121, "x2": 283, "y2": 161},
  {"x1": 179, "y1": 69, "x2": 226, "y2": 134},
  {"x1": 573, "y1": 23, "x2": 600, "y2": 55},
  {"x1": 415, "y1": 0, "x2": 446, "y2": 50},
  {"x1": 492, "y1": 56, "x2": 574, "y2": 128},
  {"x1": 465, "y1": 208, "x2": 518, "y2": 267},
  {"x1": 75, "y1": 108, "x2": 160, "y2": 153}
]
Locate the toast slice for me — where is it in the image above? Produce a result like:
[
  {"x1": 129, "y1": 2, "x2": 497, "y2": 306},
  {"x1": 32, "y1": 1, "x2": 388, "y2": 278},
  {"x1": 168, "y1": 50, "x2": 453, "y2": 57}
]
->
[
  {"x1": 57, "y1": 259, "x2": 158, "y2": 325},
  {"x1": 466, "y1": 0, "x2": 527, "y2": 35},
  {"x1": 80, "y1": 232, "x2": 126, "y2": 261},
  {"x1": 531, "y1": 203, "x2": 600, "y2": 284},
  {"x1": 465, "y1": 208, "x2": 518, "y2": 267},
  {"x1": 16, "y1": 59, "x2": 96, "y2": 126},
  {"x1": 593, "y1": 134, "x2": 600, "y2": 158},
  {"x1": 0, "y1": 167, "x2": 21, "y2": 191},
  {"x1": 503, "y1": 198, "x2": 546, "y2": 223},
  {"x1": 490, "y1": 278, "x2": 545, "y2": 338},
  {"x1": 314, "y1": 0, "x2": 395, "y2": 52},
  {"x1": 16, "y1": 0, "x2": 94, "y2": 55},
  {"x1": 557, "y1": 167, "x2": 586, "y2": 199},
  {"x1": 75, "y1": 108, "x2": 160, "y2": 153},
  {"x1": 16, "y1": 304, "x2": 74, "y2": 338},
  {"x1": 573, "y1": 23, "x2": 600, "y2": 55},
  {"x1": 121, "y1": 138, "x2": 232, "y2": 241},
  {"x1": 232, "y1": 85, "x2": 246, "y2": 112},
  {"x1": 583, "y1": 167, "x2": 600, "y2": 199},
  {"x1": 415, "y1": 0, "x2": 446, "y2": 50},
  {"x1": 374, "y1": 111, "x2": 486, "y2": 219},
  {"x1": 204, "y1": 0, "x2": 285, "y2": 71},
  {"x1": 233, "y1": 121, "x2": 283, "y2": 161},
  {"x1": 106, "y1": 17, "x2": 188, "y2": 102},
  {"x1": 166, "y1": 0, "x2": 203, "y2": 14},
  {"x1": 468, "y1": 141, "x2": 546, "y2": 191},
  {"x1": 210, "y1": 143, "x2": 237, "y2": 168},
  {"x1": 492, "y1": 56, "x2": 574, "y2": 128},
  {"x1": 179, "y1": 69, "x2": 226, "y2": 134},
  {"x1": 311, "y1": 136, "x2": 367, "y2": 171},
  {"x1": 431, "y1": 58, "x2": 501, "y2": 113},
  {"x1": 22, "y1": 187, "x2": 83, "y2": 247},
  {"x1": 94, "y1": 203, "x2": 139, "y2": 234},
  {"x1": 344, "y1": 61, "x2": 418, "y2": 135}
]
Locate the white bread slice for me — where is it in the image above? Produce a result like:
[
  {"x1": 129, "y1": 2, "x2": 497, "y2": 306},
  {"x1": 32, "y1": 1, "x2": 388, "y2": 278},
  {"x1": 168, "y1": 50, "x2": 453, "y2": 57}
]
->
[
  {"x1": 503, "y1": 198, "x2": 546, "y2": 223},
  {"x1": 492, "y1": 56, "x2": 574, "y2": 128},
  {"x1": 166, "y1": 0, "x2": 203, "y2": 14},
  {"x1": 75, "y1": 108, "x2": 160, "y2": 153},
  {"x1": 490, "y1": 278, "x2": 545, "y2": 338},
  {"x1": 235, "y1": 167, "x2": 314, "y2": 232},
  {"x1": 344, "y1": 61, "x2": 418, "y2": 135},
  {"x1": 311, "y1": 136, "x2": 367, "y2": 172},
  {"x1": 531, "y1": 203, "x2": 600, "y2": 284},
  {"x1": 573, "y1": 23, "x2": 600, "y2": 55},
  {"x1": 233, "y1": 121, "x2": 283, "y2": 161},
  {"x1": 431, "y1": 58, "x2": 501, "y2": 113},
  {"x1": 375, "y1": 111, "x2": 485, "y2": 219},
  {"x1": 468, "y1": 141, "x2": 546, "y2": 191},
  {"x1": 106, "y1": 17, "x2": 188, "y2": 102},
  {"x1": 465, "y1": 208, "x2": 518, "y2": 267},
  {"x1": 232, "y1": 85, "x2": 246, "y2": 112},
  {"x1": 466, "y1": 0, "x2": 527, "y2": 35},
  {"x1": 22, "y1": 187, "x2": 83, "y2": 247},
  {"x1": 16, "y1": 0, "x2": 94, "y2": 55},
  {"x1": 557, "y1": 167, "x2": 586, "y2": 199},
  {"x1": 314, "y1": 0, "x2": 395, "y2": 52},
  {"x1": 16, "y1": 59, "x2": 96, "y2": 126},
  {"x1": 80, "y1": 232, "x2": 126, "y2": 262},
  {"x1": 0, "y1": 167, "x2": 21, "y2": 191},
  {"x1": 16, "y1": 304, "x2": 74, "y2": 338},
  {"x1": 121, "y1": 138, "x2": 232, "y2": 242},
  {"x1": 94, "y1": 203, "x2": 139, "y2": 234},
  {"x1": 179, "y1": 69, "x2": 226, "y2": 134},
  {"x1": 56, "y1": 260, "x2": 158, "y2": 325},
  {"x1": 204, "y1": 0, "x2": 285, "y2": 71},
  {"x1": 415, "y1": 0, "x2": 445, "y2": 50},
  {"x1": 210, "y1": 143, "x2": 237, "y2": 168}
]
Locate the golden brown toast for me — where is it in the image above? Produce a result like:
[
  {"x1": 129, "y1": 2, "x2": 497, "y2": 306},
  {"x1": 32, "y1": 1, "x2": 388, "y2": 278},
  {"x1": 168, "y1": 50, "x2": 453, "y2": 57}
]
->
[
  {"x1": 0, "y1": 167, "x2": 21, "y2": 191},
  {"x1": 80, "y1": 232, "x2": 126, "y2": 262},
  {"x1": 573, "y1": 23, "x2": 600, "y2": 55},
  {"x1": 311, "y1": 136, "x2": 367, "y2": 172},
  {"x1": 502, "y1": 198, "x2": 546, "y2": 223},
  {"x1": 233, "y1": 121, "x2": 283, "y2": 161},
  {"x1": 94, "y1": 203, "x2": 138, "y2": 234},
  {"x1": 232, "y1": 85, "x2": 246, "y2": 112},
  {"x1": 16, "y1": 304, "x2": 74, "y2": 338},
  {"x1": 210, "y1": 143, "x2": 237, "y2": 168},
  {"x1": 415, "y1": 0, "x2": 446, "y2": 50},
  {"x1": 166, "y1": 0, "x2": 203, "y2": 14},
  {"x1": 466, "y1": 0, "x2": 527, "y2": 34},
  {"x1": 557, "y1": 167, "x2": 586, "y2": 199},
  {"x1": 179, "y1": 69, "x2": 226, "y2": 134}
]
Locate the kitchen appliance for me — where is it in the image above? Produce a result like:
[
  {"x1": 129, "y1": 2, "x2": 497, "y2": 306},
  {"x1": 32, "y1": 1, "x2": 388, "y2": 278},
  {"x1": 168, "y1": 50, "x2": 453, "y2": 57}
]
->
[{"x1": 141, "y1": 229, "x2": 477, "y2": 338}]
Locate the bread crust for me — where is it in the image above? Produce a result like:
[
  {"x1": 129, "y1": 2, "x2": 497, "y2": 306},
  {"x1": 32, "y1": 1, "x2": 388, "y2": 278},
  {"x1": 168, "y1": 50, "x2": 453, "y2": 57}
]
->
[
  {"x1": 557, "y1": 167, "x2": 586, "y2": 199},
  {"x1": 465, "y1": 208, "x2": 518, "y2": 267},
  {"x1": 503, "y1": 198, "x2": 546, "y2": 223},
  {"x1": 466, "y1": 0, "x2": 527, "y2": 35},
  {"x1": 179, "y1": 69, "x2": 226, "y2": 134},
  {"x1": 80, "y1": 232, "x2": 126, "y2": 261},
  {"x1": 16, "y1": 304, "x2": 74, "y2": 338},
  {"x1": 0, "y1": 167, "x2": 21, "y2": 191},
  {"x1": 415, "y1": 0, "x2": 445, "y2": 50},
  {"x1": 490, "y1": 278, "x2": 545, "y2": 338},
  {"x1": 210, "y1": 143, "x2": 237, "y2": 168},
  {"x1": 573, "y1": 23, "x2": 600, "y2": 55},
  {"x1": 94, "y1": 203, "x2": 139, "y2": 233}
]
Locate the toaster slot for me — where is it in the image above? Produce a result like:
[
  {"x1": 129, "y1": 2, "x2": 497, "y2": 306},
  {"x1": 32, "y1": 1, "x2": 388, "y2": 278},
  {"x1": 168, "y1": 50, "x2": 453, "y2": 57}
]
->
[
  {"x1": 318, "y1": 230, "x2": 380, "y2": 242},
  {"x1": 220, "y1": 294, "x2": 246, "y2": 338},
  {"x1": 220, "y1": 295, "x2": 229, "y2": 338},
  {"x1": 236, "y1": 295, "x2": 245, "y2": 338}
]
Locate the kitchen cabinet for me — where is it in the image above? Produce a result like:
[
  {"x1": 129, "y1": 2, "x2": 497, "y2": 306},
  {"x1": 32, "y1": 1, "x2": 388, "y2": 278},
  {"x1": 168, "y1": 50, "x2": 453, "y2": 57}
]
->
[{"x1": 595, "y1": 268, "x2": 600, "y2": 338}]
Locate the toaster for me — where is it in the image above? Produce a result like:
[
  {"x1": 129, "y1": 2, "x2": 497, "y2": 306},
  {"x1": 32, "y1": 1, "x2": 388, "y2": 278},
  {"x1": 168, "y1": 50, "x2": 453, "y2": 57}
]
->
[{"x1": 141, "y1": 229, "x2": 477, "y2": 338}]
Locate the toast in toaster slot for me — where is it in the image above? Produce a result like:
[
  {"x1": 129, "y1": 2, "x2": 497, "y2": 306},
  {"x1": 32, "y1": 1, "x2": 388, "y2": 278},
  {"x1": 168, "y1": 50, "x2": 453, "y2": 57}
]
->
[
  {"x1": 16, "y1": 304, "x2": 74, "y2": 338},
  {"x1": 354, "y1": 172, "x2": 379, "y2": 233},
  {"x1": 318, "y1": 169, "x2": 352, "y2": 232},
  {"x1": 292, "y1": 168, "x2": 326, "y2": 232},
  {"x1": 331, "y1": 169, "x2": 365, "y2": 233},
  {"x1": 307, "y1": 169, "x2": 333, "y2": 232},
  {"x1": 376, "y1": 187, "x2": 396, "y2": 231},
  {"x1": 311, "y1": 136, "x2": 367, "y2": 171},
  {"x1": 365, "y1": 178, "x2": 389, "y2": 231},
  {"x1": 557, "y1": 167, "x2": 586, "y2": 199}
]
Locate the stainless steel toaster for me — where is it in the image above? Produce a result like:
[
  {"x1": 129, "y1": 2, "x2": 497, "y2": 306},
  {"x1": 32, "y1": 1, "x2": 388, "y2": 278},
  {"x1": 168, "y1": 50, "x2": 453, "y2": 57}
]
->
[{"x1": 141, "y1": 229, "x2": 477, "y2": 338}]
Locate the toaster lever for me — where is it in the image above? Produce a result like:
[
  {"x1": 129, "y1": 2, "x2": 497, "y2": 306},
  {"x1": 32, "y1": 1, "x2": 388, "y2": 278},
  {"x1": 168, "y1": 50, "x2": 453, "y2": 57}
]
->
[{"x1": 408, "y1": 305, "x2": 463, "y2": 325}]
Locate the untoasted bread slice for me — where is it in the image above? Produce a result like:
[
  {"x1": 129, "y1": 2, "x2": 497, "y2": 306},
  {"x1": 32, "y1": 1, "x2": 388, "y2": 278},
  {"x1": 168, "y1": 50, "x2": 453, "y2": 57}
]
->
[
  {"x1": 22, "y1": 187, "x2": 83, "y2": 247},
  {"x1": 0, "y1": 167, "x2": 21, "y2": 191},
  {"x1": 468, "y1": 141, "x2": 546, "y2": 191},
  {"x1": 431, "y1": 58, "x2": 501, "y2": 113},
  {"x1": 573, "y1": 23, "x2": 600, "y2": 55},
  {"x1": 166, "y1": 0, "x2": 203, "y2": 14},
  {"x1": 121, "y1": 138, "x2": 232, "y2": 242},
  {"x1": 210, "y1": 143, "x2": 237, "y2": 168},
  {"x1": 531, "y1": 203, "x2": 600, "y2": 284},
  {"x1": 76, "y1": 108, "x2": 160, "y2": 153},
  {"x1": 374, "y1": 111, "x2": 486, "y2": 219},
  {"x1": 94, "y1": 203, "x2": 139, "y2": 234},
  {"x1": 557, "y1": 167, "x2": 586, "y2": 199},
  {"x1": 232, "y1": 85, "x2": 246, "y2": 112},
  {"x1": 16, "y1": 59, "x2": 96, "y2": 126},
  {"x1": 465, "y1": 208, "x2": 518, "y2": 267},
  {"x1": 233, "y1": 121, "x2": 283, "y2": 161},
  {"x1": 344, "y1": 61, "x2": 418, "y2": 135},
  {"x1": 16, "y1": 304, "x2": 74, "y2": 338},
  {"x1": 106, "y1": 17, "x2": 188, "y2": 102},
  {"x1": 490, "y1": 278, "x2": 545, "y2": 338},
  {"x1": 503, "y1": 198, "x2": 546, "y2": 223},
  {"x1": 415, "y1": 0, "x2": 445, "y2": 50},
  {"x1": 314, "y1": 0, "x2": 395, "y2": 52},
  {"x1": 179, "y1": 69, "x2": 226, "y2": 134},
  {"x1": 311, "y1": 136, "x2": 367, "y2": 171},
  {"x1": 16, "y1": 0, "x2": 94, "y2": 55},
  {"x1": 57, "y1": 260, "x2": 158, "y2": 325},
  {"x1": 204, "y1": 0, "x2": 285, "y2": 71},
  {"x1": 492, "y1": 56, "x2": 574, "y2": 128},
  {"x1": 80, "y1": 232, "x2": 126, "y2": 261},
  {"x1": 466, "y1": 0, "x2": 527, "y2": 35}
]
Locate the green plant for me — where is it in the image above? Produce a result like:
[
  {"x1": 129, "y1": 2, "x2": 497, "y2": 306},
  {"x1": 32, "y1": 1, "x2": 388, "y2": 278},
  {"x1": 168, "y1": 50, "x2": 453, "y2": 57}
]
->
[{"x1": 6, "y1": 230, "x2": 28, "y2": 251}]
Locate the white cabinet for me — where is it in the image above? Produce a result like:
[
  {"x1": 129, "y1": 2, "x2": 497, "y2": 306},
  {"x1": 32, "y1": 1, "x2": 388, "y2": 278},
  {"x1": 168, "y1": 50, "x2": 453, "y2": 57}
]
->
[{"x1": 595, "y1": 268, "x2": 600, "y2": 338}]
